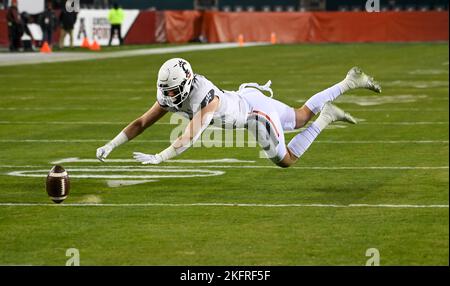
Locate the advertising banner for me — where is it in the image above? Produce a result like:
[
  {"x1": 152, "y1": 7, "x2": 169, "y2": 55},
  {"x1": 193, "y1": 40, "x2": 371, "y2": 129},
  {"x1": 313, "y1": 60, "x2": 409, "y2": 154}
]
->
[
  {"x1": 68, "y1": 9, "x2": 139, "y2": 47},
  {"x1": 17, "y1": 0, "x2": 45, "y2": 14}
]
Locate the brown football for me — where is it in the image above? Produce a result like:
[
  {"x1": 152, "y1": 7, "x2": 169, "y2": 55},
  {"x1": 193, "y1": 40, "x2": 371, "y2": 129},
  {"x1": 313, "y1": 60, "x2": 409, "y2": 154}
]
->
[{"x1": 46, "y1": 165, "x2": 70, "y2": 204}]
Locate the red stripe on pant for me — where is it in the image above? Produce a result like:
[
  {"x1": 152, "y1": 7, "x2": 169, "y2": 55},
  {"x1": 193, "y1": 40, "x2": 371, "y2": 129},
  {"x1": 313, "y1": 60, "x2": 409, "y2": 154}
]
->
[{"x1": 251, "y1": 110, "x2": 280, "y2": 137}]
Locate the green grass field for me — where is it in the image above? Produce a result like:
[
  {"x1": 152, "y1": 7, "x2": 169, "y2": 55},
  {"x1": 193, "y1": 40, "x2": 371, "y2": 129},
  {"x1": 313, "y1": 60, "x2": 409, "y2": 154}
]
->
[{"x1": 0, "y1": 43, "x2": 448, "y2": 265}]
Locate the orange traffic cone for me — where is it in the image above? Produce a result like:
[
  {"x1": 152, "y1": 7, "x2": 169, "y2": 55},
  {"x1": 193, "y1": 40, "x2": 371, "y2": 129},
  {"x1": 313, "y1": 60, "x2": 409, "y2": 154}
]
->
[
  {"x1": 81, "y1": 38, "x2": 90, "y2": 48},
  {"x1": 270, "y1": 32, "x2": 277, "y2": 44},
  {"x1": 40, "y1": 41, "x2": 52, "y2": 53},
  {"x1": 89, "y1": 40, "x2": 101, "y2": 51},
  {"x1": 238, "y1": 34, "x2": 244, "y2": 47}
]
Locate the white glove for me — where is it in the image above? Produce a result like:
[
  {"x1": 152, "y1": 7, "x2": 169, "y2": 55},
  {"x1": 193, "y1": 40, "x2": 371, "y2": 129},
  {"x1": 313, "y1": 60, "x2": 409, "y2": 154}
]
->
[
  {"x1": 96, "y1": 144, "x2": 113, "y2": 162},
  {"x1": 133, "y1": 152, "x2": 163, "y2": 165}
]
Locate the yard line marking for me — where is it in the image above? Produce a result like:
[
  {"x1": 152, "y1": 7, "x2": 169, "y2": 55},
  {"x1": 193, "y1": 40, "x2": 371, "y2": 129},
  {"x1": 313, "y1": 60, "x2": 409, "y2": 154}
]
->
[
  {"x1": 408, "y1": 69, "x2": 448, "y2": 75},
  {"x1": 344, "y1": 108, "x2": 449, "y2": 112},
  {"x1": 106, "y1": 180, "x2": 157, "y2": 187},
  {"x1": 1, "y1": 165, "x2": 447, "y2": 170},
  {"x1": 0, "y1": 107, "x2": 448, "y2": 112},
  {"x1": 7, "y1": 168, "x2": 225, "y2": 179},
  {"x1": 297, "y1": 94, "x2": 448, "y2": 106},
  {"x1": 0, "y1": 121, "x2": 448, "y2": 126},
  {"x1": 0, "y1": 121, "x2": 144, "y2": 125},
  {"x1": 190, "y1": 166, "x2": 450, "y2": 170},
  {"x1": 0, "y1": 139, "x2": 448, "y2": 144},
  {"x1": 307, "y1": 140, "x2": 449, "y2": 144},
  {"x1": 0, "y1": 202, "x2": 447, "y2": 209},
  {"x1": 359, "y1": 122, "x2": 448, "y2": 125},
  {"x1": 51, "y1": 158, "x2": 255, "y2": 164},
  {"x1": 0, "y1": 107, "x2": 133, "y2": 111}
]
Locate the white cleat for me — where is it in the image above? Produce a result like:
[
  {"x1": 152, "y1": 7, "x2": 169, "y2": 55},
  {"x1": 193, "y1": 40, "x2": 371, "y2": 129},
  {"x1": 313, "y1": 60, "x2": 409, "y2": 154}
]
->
[
  {"x1": 321, "y1": 102, "x2": 357, "y2": 125},
  {"x1": 344, "y1": 66, "x2": 381, "y2": 93}
]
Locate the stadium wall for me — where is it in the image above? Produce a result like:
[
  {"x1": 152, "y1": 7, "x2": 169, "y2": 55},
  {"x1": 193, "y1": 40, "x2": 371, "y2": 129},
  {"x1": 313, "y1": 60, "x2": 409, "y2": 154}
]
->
[
  {"x1": 124, "y1": 11, "x2": 156, "y2": 45},
  {"x1": 164, "y1": 10, "x2": 203, "y2": 43},
  {"x1": 171, "y1": 11, "x2": 449, "y2": 43},
  {"x1": 0, "y1": 11, "x2": 448, "y2": 47},
  {"x1": 0, "y1": 10, "x2": 7, "y2": 47}
]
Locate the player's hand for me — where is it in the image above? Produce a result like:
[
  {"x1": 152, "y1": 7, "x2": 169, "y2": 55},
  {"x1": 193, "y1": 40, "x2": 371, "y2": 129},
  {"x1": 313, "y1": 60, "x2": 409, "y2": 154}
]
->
[
  {"x1": 96, "y1": 145, "x2": 113, "y2": 162},
  {"x1": 133, "y1": 152, "x2": 163, "y2": 165}
]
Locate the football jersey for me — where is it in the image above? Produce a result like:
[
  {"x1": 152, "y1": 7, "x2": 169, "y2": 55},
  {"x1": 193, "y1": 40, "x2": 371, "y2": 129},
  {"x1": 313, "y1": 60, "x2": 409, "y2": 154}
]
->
[{"x1": 157, "y1": 74, "x2": 249, "y2": 128}]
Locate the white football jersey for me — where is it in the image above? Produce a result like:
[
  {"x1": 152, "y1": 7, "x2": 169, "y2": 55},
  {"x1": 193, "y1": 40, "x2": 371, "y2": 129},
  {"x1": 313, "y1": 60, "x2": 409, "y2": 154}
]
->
[{"x1": 157, "y1": 74, "x2": 249, "y2": 128}]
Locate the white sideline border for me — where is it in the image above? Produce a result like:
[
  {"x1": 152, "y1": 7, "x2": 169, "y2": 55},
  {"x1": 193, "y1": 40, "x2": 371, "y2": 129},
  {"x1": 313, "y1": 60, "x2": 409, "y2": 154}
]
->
[
  {"x1": 0, "y1": 202, "x2": 447, "y2": 209},
  {"x1": 0, "y1": 43, "x2": 268, "y2": 67}
]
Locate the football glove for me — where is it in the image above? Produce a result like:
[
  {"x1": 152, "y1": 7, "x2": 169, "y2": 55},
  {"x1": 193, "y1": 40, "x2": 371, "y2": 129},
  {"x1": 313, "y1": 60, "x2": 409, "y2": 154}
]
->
[
  {"x1": 96, "y1": 144, "x2": 113, "y2": 162},
  {"x1": 133, "y1": 152, "x2": 163, "y2": 165}
]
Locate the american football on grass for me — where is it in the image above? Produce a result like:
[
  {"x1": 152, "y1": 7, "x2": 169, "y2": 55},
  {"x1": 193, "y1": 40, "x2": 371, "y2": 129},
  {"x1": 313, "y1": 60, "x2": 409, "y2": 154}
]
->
[{"x1": 46, "y1": 165, "x2": 70, "y2": 204}]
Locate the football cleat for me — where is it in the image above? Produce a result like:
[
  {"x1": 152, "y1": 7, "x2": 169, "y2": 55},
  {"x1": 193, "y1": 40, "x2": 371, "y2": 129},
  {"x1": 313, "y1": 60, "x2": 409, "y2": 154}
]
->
[
  {"x1": 320, "y1": 102, "x2": 357, "y2": 125},
  {"x1": 344, "y1": 66, "x2": 381, "y2": 93}
]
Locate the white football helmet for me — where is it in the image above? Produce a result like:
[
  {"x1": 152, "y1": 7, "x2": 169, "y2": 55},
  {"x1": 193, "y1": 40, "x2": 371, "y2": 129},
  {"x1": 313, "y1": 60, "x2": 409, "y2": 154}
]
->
[{"x1": 157, "y1": 58, "x2": 194, "y2": 107}]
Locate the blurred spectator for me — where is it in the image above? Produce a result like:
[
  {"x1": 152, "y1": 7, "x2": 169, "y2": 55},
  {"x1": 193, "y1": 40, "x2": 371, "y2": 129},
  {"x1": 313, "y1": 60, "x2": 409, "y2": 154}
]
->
[
  {"x1": 6, "y1": 0, "x2": 23, "y2": 51},
  {"x1": 59, "y1": 6, "x2": 78, "y2": 49},
  {"x1": 77, "y1": 17, "x2": 87, "y2": 40},
  {"x1": 108, "y1": 2, "x2": 124, "y2": 46},
  {"x1": 39, "y1": 2, "x2": 57, "y2": 46}
]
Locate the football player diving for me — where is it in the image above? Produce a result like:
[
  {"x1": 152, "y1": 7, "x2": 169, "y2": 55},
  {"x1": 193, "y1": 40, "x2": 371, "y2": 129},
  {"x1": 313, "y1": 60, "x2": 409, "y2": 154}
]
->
[{"x1": 96, "y1": 58, "x2": 381, "y2": 167}]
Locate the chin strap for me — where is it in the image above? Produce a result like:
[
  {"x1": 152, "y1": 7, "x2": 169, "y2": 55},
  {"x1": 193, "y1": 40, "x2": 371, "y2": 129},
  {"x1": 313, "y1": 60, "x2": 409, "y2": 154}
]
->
[{"x1": 238, "y1": 80, "x2": 273, "y2": 98}]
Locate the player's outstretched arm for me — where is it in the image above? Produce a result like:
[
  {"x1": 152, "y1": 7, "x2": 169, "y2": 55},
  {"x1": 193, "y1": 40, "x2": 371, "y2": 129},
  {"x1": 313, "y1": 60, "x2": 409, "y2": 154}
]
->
[
  {"x1": 96, "y1": 101, "x2": 167, "y2": 162},
  {"x1": 133, "y1": 97, "x2": 220, "y2": 165}
]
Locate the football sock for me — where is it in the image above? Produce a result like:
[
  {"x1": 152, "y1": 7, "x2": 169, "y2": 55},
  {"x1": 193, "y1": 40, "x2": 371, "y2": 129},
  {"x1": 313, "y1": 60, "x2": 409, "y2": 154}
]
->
[
  {"x1": 304, "y1": 83, "x2": 344, "y2": 114},
  {"x1": 287, "y1": 107, "x2": 336, "y2": 158},
  {"x1": 287, "y1": 121, "x2": 322, "y2": 158},
  {"x1": 337, "y1": 78, "x2": 355, "y2": 94}
]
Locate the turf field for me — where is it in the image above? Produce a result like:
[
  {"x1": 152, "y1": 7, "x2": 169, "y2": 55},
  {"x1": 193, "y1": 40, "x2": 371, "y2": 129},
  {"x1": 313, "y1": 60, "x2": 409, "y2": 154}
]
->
[{"x1": 0, "y1": 43, "x2": 448, "y2": 265}]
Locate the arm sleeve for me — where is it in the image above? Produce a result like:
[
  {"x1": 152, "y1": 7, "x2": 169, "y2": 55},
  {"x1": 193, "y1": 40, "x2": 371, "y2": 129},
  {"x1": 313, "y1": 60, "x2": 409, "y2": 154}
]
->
[
  {"x1": 159, "y1": 107, "x2": 215, "y2": 162},
  {"x1": 176, "y1": 111, "x2": 214, "y2": 155}
]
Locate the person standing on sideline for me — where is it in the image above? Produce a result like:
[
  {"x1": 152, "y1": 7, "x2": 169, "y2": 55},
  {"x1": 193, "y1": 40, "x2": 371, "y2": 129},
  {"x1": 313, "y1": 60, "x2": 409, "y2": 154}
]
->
[
  {"x1": 6, "y1": 0, "x2": 23, "y2": 51},
  {"x1": 108, "y1": 3, "x2": 124, "y2": 46},
  {"x1": 39, "y1": 2, "x2": 57, "y2": 46},
  {"x1": 59, "y1": 6, "x2": 78, "y2": 49}
]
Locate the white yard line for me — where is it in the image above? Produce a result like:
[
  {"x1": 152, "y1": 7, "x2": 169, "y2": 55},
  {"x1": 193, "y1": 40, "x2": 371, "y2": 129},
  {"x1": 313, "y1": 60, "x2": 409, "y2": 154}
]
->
[
  {"x1": 51, "y1": 158, "x2": 255, "y2": 164},
  {"x1": 0, "y1": 107, "x2": 448, "y2": 112},
  {"x1": 7, "y1": 168, "x2": 225, "y2": 179},
  {"x1": 0, "y1": 121, "x2": 448, "y2": 126},
  {"x1": 299, "y1": 140, "x2": 449, "y2": 144},
  {"x1": 0, "y1": 165, "x2": 447, "y2": 170},
  {"x1": 0, "y1": 121, "x2": 144, "y2": 125},
  {"x1": 208, "y1": 166, "x2": 449, "y2": 170},
  {"x1": 145, "y1": 165, "x2": 448, "y2": 170},
  {"x1": 0, "y1": 139, "x2": 447, "y2": 144},
  {"x1": 344, "y1": 108, "x2": 449, "y2": 112},
  {"x1": 359, "y1": 122, "x2": 449, "y2": 125},
  {"x1": 0, "y1": 202, "x2": 447, "y2": 209},
  {"x1": 0, "y1": 43, "x2": 267, "y2": 66}
]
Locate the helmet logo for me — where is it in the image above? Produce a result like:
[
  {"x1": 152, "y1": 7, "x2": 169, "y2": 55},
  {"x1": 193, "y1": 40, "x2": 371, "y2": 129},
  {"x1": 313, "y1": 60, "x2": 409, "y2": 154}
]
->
[{"x1": 178, "y1": 60, "x2": 191, "y2": 78}]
